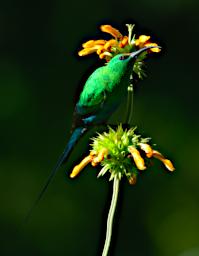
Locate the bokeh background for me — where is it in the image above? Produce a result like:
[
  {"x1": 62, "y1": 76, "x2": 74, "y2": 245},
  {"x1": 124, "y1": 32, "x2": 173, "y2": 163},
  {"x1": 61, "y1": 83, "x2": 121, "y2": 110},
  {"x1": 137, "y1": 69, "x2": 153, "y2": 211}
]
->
[{"x1": 1, "y1": 0, "x2": 199, "y2": 255}]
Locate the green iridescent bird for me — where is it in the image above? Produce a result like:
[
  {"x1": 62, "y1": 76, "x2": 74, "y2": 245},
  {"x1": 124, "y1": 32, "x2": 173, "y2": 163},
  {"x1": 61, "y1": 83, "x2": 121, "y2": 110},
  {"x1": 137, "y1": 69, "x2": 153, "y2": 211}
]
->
[{"x1": 26, "y1": 46, "x2": 159, "y2": 219}]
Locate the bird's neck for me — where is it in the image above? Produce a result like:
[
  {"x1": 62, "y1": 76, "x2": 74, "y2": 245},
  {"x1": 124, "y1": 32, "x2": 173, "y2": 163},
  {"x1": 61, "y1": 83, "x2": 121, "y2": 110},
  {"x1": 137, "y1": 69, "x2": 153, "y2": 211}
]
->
[{"x1": 107, "y1": 64, "x2": 133, "y2": 90}]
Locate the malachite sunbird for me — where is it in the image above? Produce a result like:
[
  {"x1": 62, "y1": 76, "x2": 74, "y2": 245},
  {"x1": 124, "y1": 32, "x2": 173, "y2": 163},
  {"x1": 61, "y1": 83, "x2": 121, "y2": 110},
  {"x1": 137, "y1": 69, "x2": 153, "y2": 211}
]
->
[{"x1": 26, "y1": 46, "x2": 160, "y2": 220}]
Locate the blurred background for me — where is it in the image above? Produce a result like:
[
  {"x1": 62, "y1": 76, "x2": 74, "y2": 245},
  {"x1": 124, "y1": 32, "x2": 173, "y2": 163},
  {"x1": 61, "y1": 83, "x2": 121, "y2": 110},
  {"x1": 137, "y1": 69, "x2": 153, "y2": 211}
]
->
[{"x1": 0, "y1": 0, "x2": 199, "y2": 255}]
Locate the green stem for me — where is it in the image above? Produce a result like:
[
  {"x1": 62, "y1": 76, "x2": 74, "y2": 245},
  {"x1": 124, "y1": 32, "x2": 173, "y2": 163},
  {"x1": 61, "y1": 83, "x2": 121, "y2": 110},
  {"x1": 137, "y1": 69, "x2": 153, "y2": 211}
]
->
[
  {"x1": 102, "y1": 176, "x2": 120, "y2": 256},
  {"x1": 125, "y1": 82, "x2": 134, "y2": 125}
]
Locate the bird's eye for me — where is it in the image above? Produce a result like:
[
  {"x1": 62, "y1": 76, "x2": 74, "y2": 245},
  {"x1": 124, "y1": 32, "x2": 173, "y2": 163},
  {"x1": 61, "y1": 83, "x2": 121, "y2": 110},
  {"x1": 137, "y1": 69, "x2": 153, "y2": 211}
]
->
[{"x1": 119, "y1": 55, "x2": 129, "y2": 61}]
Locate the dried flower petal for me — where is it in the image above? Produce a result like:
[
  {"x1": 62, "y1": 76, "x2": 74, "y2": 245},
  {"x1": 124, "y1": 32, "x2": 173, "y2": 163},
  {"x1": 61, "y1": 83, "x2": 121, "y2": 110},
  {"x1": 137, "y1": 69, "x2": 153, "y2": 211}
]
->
[
  {"x1": 128, "y1": 173, "x2": 137, "y2": 185},
  {"x1": 128, "y1": 146, "x2": 146, "y2": 170}
]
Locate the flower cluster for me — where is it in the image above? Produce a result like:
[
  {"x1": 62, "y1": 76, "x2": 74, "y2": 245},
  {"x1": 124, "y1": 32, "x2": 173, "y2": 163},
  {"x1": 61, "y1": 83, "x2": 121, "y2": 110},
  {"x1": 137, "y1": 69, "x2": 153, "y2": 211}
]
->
[
  {"x1": 78, "y1": 24, "x2": 161, "y2": 79},
  {"x1": 70, "y1": 126, "x2": 175, "y2": 185},
  {"x1": 78, "y1": 24, "x2": 161, "y2": 62}
]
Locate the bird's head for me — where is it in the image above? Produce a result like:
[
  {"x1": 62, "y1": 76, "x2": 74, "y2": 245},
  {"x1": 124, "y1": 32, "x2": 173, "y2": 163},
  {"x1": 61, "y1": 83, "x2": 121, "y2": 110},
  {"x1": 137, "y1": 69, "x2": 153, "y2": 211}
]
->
[{"x1": 107, "y1": 46, "x2": 161, "y2": 72}]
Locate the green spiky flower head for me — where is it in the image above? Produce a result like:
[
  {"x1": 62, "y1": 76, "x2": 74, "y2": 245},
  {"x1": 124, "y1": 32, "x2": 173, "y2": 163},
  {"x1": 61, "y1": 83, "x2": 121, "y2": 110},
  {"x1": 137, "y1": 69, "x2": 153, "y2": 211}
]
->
[
  {"x1": 91, "y1": 125, "x2": 149, "y2": 182},
  {"x1": 70, "y1": 125, "x2": 175, "y2": 185}
]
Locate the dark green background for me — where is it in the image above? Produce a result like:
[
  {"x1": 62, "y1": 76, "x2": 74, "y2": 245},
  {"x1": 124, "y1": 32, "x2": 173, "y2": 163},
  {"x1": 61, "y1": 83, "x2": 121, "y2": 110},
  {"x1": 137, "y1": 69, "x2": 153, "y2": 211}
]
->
[{"x1": 1, "y1": 0, "x2": 199, "y2": 255}]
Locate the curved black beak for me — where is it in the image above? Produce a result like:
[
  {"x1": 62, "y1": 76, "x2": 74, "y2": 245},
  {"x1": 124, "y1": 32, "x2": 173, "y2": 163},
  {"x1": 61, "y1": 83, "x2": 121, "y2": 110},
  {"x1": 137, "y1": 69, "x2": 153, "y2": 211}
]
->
[{"x1": 130, "y1": 46, "x2": 162, "y2": 58}]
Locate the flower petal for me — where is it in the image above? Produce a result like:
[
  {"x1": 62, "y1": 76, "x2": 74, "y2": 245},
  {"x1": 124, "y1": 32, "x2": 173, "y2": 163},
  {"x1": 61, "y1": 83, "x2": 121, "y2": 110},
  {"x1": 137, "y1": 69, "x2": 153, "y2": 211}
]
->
[
  {"x1": 78, "y1": 48, "x2": 95, "y2": 56},
  {"x1": 100, "y1": 25, "x2": 123, "y2": 39},
  {"x1": 78, "y1": 45, "x2": 104, "y2": 56},
  {"x1": 136, "y1": 35, "x2": 151, "y2": 45},
  {"x1": 152, "y1": 150, "x2": 175, "y2": 171},
  {"x1": 99, "y1": 52, "x2": 112, "y2": 59},
  {"x1": 82, "y1": 40, "x2": 106, "y2": 48},
  {"x1": 119, "y1": 36, "x2": 129, "y2": 48},
  {"x1": 128, "y1": 146, "x2": 146, "y2": 171},
  {"x1": 104, "y1": 39, "x2": 118, "y2": 50},
  {"x1": 70, "y1": 155, "x2": 93, "y2": 178},
  {"x1": 139, "y1": 143, "x2": 153, "y2": 158},
  {"x1": 82, "y1": 40, "x2": 95, "y2": 48},
  {"x1": 96, "y1": 46, "x2": 105, "y2": 55},
  {"x1": 144, "y1": 43, "x2": 161, "y2": 52},
  {"x1": 91, "y1": 148, "x2": 108, "y2": 166}
]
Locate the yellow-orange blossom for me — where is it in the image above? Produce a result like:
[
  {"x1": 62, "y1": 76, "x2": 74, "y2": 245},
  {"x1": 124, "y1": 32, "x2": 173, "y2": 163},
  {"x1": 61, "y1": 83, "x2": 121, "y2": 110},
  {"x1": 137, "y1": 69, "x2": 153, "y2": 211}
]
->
[
  {"x1": 70, "y1": 142, "x2": 174, "y2": 182},
  {"x1": 78, "y1": 24, "x2": 160, "y2": 61}
]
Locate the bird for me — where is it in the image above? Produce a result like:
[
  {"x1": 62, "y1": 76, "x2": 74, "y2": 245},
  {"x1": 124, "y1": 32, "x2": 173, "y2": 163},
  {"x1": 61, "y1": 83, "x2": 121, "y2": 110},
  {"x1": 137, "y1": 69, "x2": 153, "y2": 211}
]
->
[{"x1": 25, "y1": 45, "x2": 159, "y2": 221}]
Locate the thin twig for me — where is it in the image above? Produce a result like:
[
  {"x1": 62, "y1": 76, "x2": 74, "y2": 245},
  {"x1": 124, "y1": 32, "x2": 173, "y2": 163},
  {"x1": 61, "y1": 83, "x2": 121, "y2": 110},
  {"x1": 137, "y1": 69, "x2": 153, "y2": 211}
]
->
[{"x1": 102, "y1": 176, "x2": 120, "y2": 256}]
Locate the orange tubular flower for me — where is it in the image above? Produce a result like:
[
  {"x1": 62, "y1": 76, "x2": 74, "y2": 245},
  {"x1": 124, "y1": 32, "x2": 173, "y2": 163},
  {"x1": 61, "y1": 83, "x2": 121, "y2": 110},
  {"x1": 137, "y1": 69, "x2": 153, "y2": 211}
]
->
[
  {"x1": 78, "y1": 46, "x2": 104, "y2": 56},
  {"x1": 99, "y1": 52, "x2": 112, "y2": 59},
  {"x1": 144, "y1": 43, "x2": 161, "y2": 53},
  {"x1": 78, "y1": 24, "x2": 161, "y2": 61},
  {"x1": 135, "y1": 35, "x2": 161, "y2": 53},
  {"x1": 128, "y1": 146, "x2": 146, "y2": 171},
  {"x1": 103, "y1": 39, "x2": 118, "y2": 51},
  {"x1": 135, "y1": 35, "x2": 150, "y2": 46},
  {"x1": 82, "y1": 40, "x2": 106, "y2": 48},
  {"x1": 100, "y1": 25, "x2": 123, "y2": 39},
  {"x1": 78, "y1": 24, "x2": 129, "y2": 61},
  {"x1": 69, "y1": 126, "x2": 175, "y2": 186},
  {"x1": 118, "y1": 36, "x2": 129, "y2": 48},
  {"x1": 70, "y1": 154, "x2": 94, "y2": 178},
  {"x1": 91, "y1": 148, "x2": 108, "y2": 166},
  {"x1": 152, "y1": 150, "x2": 175, "y2": 172},
  {"x1": 139, "y1": 143, "x2": 153, "y2": 158}
]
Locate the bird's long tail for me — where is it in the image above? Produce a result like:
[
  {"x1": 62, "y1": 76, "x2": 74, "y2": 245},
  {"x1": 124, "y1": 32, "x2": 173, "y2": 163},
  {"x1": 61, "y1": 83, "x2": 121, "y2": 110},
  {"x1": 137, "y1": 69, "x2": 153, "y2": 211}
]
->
[{"x1": 24, "y1": 126, "x2": 87, "y2": 223}]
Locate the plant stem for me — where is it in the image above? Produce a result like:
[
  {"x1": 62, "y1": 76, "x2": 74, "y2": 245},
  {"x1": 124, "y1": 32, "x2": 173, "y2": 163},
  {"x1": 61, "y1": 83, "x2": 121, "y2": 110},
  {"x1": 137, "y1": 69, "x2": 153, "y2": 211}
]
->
[
  {"x1": 125, "y1": 76, "x2": 134, "y2": 125},
  {"x1": 102, "y1": 176, "x2": 120, "y2": 256}
]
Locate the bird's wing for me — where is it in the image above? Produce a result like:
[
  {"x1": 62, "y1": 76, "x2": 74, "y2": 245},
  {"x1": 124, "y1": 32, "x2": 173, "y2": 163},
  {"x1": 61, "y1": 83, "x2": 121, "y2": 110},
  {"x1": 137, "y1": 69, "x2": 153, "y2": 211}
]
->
[{"x1": 76, "y1": 66, "x2": 110, "y2": 116}]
